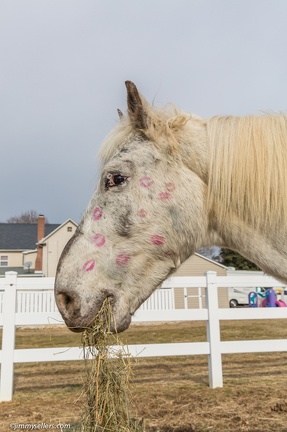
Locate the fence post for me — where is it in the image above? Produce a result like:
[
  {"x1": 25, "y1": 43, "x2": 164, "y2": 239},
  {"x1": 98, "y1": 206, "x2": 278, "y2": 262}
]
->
[
  {"x1": 0, "y1": 271, "x2": 17, "y2": 401},
  {"x1": 205, "y1": 271, "x2": 223, "y2": 388}
]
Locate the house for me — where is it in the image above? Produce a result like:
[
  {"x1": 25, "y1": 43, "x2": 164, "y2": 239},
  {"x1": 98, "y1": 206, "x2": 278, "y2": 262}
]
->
[
  {"x1": 37, "y1": 218, "x2": 78, "y2": 277},
  {"x1": 171, "y1": 252, "x2": 230, "y2": 308},
  {"x1": 0, "y1": 215, "x2": 77, "y2": 276}
]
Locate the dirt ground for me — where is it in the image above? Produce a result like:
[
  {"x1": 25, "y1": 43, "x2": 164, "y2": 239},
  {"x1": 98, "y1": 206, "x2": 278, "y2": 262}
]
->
[{"x1": 1, "y1": 321, "x2": 287, "y2": 432}]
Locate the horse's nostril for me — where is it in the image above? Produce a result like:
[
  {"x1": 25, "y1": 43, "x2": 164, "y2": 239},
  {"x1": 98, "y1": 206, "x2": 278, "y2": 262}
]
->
[
  {"x1": 56, "y1": 292, "x2": 80, "y2": 315},
  {"x1": 64, "y1": 294, "x2": 73, "y2": 306}
]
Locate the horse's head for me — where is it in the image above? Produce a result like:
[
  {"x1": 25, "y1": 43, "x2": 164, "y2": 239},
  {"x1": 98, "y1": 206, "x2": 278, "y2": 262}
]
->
[{"x1": 55, "y1": 81, "x2": 209, "y2": 332}]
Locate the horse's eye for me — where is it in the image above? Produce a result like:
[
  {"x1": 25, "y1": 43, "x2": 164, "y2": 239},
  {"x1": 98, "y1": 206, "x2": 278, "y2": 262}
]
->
[
  {"x1": 105, "y1": 173, "x2": 128, "y2": 189},
  {"x1": 114, "y1": 175, "x2": 125, "y2": 185}
]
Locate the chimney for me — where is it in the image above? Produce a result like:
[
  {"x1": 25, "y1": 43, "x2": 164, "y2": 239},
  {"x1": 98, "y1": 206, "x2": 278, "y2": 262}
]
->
[{"x1": 35, "y1": 215, "x2": 45, "y2": 272}]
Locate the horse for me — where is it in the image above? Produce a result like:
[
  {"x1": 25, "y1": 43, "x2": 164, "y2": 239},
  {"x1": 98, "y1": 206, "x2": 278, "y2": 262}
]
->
[{"x1": 54, "y1": 81, "x2": 287, "y2": 333}]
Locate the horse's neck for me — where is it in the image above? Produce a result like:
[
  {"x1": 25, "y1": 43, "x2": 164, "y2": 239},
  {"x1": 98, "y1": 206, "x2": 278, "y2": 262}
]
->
[{"x1": 219, "y1": 216, "x2": 287, "y2": 284}]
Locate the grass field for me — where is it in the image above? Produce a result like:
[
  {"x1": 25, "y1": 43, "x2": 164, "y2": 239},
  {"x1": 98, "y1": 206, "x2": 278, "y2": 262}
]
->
[{"x1": 1, "y1": 320, "x2": 287, "y2": 432}]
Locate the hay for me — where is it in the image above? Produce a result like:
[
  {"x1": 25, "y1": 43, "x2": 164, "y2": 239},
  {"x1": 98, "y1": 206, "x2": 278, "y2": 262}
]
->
[{"x1": 81, "y1": 298, "x2": 145, "y2": 432}]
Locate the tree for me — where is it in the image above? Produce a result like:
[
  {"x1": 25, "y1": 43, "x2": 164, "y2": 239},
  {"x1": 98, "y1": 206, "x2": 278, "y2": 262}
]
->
[
  {"x1": 6, "y1": 210, "x2": 48, "y2": 224},
  {"x1": 198, "y1": 246, "x2": 261, "y2": 270},
  {"x1": 220, "y1": 248, "x2": 260, "y2": 270},
  {"x1": 197, "y1": 246, "x2": 223, "y2": 263}
]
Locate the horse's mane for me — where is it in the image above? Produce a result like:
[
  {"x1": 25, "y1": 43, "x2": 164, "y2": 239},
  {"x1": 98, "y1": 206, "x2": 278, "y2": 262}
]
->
[{"x1": 207, "y1": 114, "x2": 287, "y2": 231}]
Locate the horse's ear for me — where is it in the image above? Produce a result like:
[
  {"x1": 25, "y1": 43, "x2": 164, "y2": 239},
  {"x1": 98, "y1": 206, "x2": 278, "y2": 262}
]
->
[
  {"x1": 117, "y1": 109, "x2": 124, "y2": 119},
  {"x1": 125, "y1": 81, "x2": 148, "y2": 129}
]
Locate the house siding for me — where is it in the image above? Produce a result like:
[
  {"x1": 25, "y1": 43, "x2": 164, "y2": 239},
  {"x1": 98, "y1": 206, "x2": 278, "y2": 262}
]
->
[
  {"x1": 42, "y1": 221, "x2": 76, "y2": 277},
  {"x1": 23, "y1": 250, "x2": 37, "y2": 269},
  {"x1": 0, "y1": 251, "x2": 23, "y2": 268}
]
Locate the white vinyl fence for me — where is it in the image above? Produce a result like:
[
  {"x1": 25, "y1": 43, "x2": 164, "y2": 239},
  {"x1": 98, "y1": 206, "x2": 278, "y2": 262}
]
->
[{"x1": 1, "y1": 271, "x2": 287, "y2": 402}]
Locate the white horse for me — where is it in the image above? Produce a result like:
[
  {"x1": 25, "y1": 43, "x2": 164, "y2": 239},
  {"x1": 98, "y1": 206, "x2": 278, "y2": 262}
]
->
[{"x1": 55, "y1": 81, "x2": 287, "y2": 332}]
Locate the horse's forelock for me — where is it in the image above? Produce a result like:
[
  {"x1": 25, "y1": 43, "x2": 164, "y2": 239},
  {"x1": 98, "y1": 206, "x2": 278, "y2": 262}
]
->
[
  {"x1": 99, "y1": 117, "x2": 134, "y2": 166},
  {"x1": 99, "y1": 103, "x2": 199, "y2": 164}
]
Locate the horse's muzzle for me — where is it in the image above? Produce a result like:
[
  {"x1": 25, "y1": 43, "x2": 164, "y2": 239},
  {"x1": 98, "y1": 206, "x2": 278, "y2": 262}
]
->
[{"x1": 55, "y1": 288, "x2": 131, "y2": 333}]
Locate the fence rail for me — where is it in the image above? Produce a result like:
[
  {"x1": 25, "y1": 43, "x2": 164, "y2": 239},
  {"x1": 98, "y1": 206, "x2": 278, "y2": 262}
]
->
[
  {"x1": 0, "y1": 271, "x2": 287, "y2": 402},
  {"x1": 0, "y1": 276, "x2": 174, "y2": 317}
]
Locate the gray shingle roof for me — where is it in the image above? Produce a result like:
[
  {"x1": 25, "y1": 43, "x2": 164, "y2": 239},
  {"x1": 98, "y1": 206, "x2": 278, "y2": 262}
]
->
[{"x1": 0, "y1": 223, "x2": 60, "y2": 250}]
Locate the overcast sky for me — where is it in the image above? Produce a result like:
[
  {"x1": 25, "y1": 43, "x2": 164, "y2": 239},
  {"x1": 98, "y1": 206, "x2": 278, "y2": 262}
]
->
[{"x1": 1, "y1": 0, "x2": 287, "y2": 224}]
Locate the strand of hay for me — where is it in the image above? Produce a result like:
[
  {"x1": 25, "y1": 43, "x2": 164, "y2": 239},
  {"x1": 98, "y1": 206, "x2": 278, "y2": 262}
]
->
[{"x1": 81, "y1": 298, "x2": 144, "y2": 432}]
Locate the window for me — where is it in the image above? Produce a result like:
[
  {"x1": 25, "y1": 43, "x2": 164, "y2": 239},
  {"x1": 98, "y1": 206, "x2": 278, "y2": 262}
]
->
[
  {"x1": 0, "y1": 255, "x2": 8, "y2": 266},
  {"x1": 67, "y1": 226, "x2": 72, "y2": 232}
]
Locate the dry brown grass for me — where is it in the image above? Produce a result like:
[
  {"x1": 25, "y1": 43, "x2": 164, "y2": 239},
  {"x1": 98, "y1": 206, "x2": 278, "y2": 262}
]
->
[{"x1": 1, "y1": 320, "x2": 287, "y2": 432}]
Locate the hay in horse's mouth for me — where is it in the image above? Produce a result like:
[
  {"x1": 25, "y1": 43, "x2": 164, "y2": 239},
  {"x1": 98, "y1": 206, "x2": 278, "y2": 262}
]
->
[
  {"x1": 67, "y1": 296, "x2": 132, "y2": 334},
  {"x1": 80, "y1": 297, "x2": 144, "y2": 431}
]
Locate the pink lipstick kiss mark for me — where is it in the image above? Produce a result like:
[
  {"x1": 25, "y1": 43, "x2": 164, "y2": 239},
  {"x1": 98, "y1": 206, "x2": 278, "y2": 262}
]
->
[
  {"x1": 137, "y1": 209, "x2": 147, "y2": 218},
  {"x1": 140, "y1": 176, "x2": 154, "y2": 188},
  {"x1": 157, "y1": 191, "x2": 171, "y2": 201},
  {"x1": 92, "y1": 233, "x2": 106, "y2": 247},
  {"x1": 92, "y1": 207, "x2": 103, "y2": 221},
  {"x1": 151, "y1": 234, "x2": 165, "y2": 246},
  {"x1": 165, "y1": 182, "x2": 176, "y2": 192},
  {"x1": 116, "y1": 253, "x2": 131, "y2": 266},
  {"x1": 82, "y1": 259, "x2": 95, "y2": 272}
]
